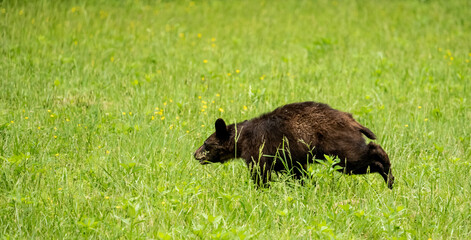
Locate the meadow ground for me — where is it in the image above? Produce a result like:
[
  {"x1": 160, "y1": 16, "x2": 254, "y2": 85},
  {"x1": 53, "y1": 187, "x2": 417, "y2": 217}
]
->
[{"x1": 1, "y1": 0, "x2": 470, "y2": 238}]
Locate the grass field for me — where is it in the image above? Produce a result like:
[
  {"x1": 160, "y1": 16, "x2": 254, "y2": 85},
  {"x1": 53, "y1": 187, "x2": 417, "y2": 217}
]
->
[{"x1": 1, "y1": 0, "x2": 470, "y2": 238}]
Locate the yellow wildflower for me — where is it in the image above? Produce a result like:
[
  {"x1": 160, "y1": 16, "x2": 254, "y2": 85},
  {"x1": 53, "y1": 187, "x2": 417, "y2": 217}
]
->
[
  {"x1": 219, "y1": 108, "x2": 224, "y2": 112},
  {"x1": 100, "y1": 10, "x2": 108, "y2": 19},
  {"x1": 203, "y1": 59, "x2": 208, "y2": 63}
]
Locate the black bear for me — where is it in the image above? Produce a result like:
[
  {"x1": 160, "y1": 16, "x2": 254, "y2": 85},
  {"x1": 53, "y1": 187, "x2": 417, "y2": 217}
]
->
[{"x1": 194, "y1": 101, "x2": 394, "y2": 189}]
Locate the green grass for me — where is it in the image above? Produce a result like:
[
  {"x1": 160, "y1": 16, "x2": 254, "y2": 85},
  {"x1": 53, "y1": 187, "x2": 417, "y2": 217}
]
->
[{"x1": 1, "y1": 0, "x2": 470, "y2": 238}]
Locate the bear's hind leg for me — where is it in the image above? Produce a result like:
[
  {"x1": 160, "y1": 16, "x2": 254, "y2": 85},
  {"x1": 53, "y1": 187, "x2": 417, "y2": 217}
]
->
[{"x1": 366, "y1": 142, "x2": 394, "y2": 189}]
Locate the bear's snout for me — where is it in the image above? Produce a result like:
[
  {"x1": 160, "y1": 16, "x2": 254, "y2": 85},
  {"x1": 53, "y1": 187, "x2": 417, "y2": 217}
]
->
[{"x1": 194, "y1": 145, "x2": 210, "y2": 164}]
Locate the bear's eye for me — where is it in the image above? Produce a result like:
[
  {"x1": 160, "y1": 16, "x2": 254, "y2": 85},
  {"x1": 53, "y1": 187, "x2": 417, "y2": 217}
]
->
[{"x1": 205, "y1": 144, "x2": 213, "y2": 151}]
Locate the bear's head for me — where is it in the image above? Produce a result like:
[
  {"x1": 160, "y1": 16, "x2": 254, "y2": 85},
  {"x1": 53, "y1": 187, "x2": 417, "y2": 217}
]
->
[{"x1": 194, "y1": 118, "x2": 235, "y2": 165}]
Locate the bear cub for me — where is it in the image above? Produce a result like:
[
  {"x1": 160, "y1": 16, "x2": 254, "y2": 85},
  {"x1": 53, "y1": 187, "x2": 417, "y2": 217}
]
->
[{"x1": 194, "y1": 101, "x2": 394, "y2": 189}]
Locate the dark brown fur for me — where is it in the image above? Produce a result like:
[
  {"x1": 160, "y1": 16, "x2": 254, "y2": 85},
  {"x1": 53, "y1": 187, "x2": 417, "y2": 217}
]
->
[{"x1": 194, "y1": 101, "x2": 394, "y2": 189}]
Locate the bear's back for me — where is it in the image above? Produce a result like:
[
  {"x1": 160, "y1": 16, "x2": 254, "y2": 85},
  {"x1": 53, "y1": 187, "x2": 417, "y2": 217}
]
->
[{"x1": 246, "y1": 101, "x2": 365, "y2": 147}]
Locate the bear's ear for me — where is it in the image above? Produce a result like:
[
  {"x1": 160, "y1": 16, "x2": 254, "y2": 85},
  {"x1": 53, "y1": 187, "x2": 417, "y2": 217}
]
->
[{"x1": 215, "y1": 118, "x2": 229, "y2": 140}]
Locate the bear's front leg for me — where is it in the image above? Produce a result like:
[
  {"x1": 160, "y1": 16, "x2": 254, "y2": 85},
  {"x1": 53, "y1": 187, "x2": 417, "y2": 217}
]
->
[{"x1": 246, "y1": 157, "x2": 271, "y2": 188}]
